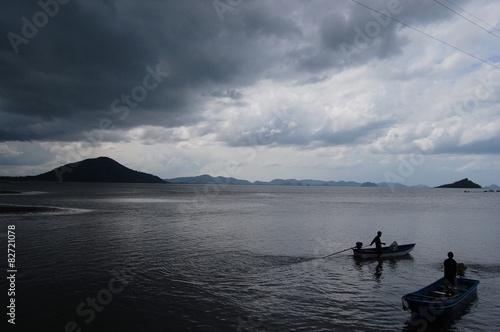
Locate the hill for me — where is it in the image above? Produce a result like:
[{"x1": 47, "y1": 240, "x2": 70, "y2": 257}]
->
[
  {"x1": 0, "y1": 157, "x2": 166, "y2": 183},
  {"x1": 436, "y1": 178, "x2": 481, "y2": 189}
]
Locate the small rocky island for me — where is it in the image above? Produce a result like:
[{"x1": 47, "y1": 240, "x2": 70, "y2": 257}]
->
[{"x1": 436, "y1": 178, "x2": 481, "y2": 189}]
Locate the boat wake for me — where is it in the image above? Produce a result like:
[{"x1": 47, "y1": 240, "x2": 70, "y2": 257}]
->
[
  {"x1": 466, "y1": 263, "x2": 500, "y2": 277},
  {"x1": 151, "y1": 251, "x2": 314, "y2": 280}
]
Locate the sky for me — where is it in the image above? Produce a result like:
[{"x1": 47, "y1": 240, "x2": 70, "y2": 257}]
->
[{"x1": 1, "y1": 0, "x2": 499, "y2": 187}]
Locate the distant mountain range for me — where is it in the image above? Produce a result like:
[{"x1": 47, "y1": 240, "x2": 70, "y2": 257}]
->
[
  {"x1": 0, "y1": 157, "x2": 165, "y2": 183},
  {"x1": 168, "y1": 175, "x2": 500, "y2": 189},
  {"x1": 1, "y1": 157, "x2": 497, "y2": 188},
  {"x1": 165, "y1": 174, "x2": 430, "y2": 188}
]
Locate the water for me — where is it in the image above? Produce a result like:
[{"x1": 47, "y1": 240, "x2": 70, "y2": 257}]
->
[{"x1": 1, "y1": 183, "x2": 499, "y2": 331}]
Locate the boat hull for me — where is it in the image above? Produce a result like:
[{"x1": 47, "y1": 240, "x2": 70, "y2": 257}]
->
[
  {"x1": 402, "y1": 277, "x2": 479, "y2": 320},
  {"x1": 352, "y1": 243, "x2": 415, "y2": 259}
]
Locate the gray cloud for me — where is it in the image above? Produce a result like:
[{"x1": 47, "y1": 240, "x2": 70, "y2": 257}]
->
[
  {"x1": 1, "y1": 0, "x2": 498, "y2": 186},
  {"x1": 313, "y1": 119, "x2": 394, "y2": 146},
  {"x1": 1, "y1": 0, "x2": 467, "y2": 143}
]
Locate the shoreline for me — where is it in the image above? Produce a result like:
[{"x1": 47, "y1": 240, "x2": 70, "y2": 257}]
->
[
  {"x1": 0, "y1": 205, "x2": 63, "y2": 214},
  {"x1": 0, "y1": 190, "x2": 22, "y2": 194}
]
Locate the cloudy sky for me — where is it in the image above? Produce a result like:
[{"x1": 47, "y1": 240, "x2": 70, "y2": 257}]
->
[{"x1": 1, "y1": 0, "x2": 499, "y2": 186}]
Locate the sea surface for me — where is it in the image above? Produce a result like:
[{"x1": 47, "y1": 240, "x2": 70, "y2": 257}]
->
[{"x1": 1, "y1": 182, "x2": 499, "y2": 331}]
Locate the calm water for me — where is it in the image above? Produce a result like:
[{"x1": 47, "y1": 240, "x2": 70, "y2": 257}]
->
[{"x1": 1, "y1": 182, "x2": 499, "y2": 331}]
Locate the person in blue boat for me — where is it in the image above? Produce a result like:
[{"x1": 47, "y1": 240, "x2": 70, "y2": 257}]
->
[
  {"x1": 444, "y1": 251, "x2": 457, "y2": 296},
  {"x1": 370, "y1": 231, "x2": 386, "y2": 257}
]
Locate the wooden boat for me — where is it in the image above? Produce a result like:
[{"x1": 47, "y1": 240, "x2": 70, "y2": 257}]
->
[
  {"x1": 352, "y1": 243, "x2": 415, "y2": 259},
  {"x1": 402, "y1": 277, "x2": 479, "y2": 320}
]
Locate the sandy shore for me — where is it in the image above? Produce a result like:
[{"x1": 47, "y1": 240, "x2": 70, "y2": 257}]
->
[{"x1": 0, "y1": 205, "x2": 62, "y2": 214}]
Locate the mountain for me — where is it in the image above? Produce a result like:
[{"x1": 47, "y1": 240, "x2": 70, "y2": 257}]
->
[
  {"x1": 166, "y1": 176, "x2": 364, "y2": 187},
  {"x1": 436, "y1": 178, "x2": 481, "y2": 189},
  {"x1": 0, "y1": 157, "x2": 166, "y2": 183},
  {"x1": 0, "y1": 159, "x2": 487, "y2": 187},
  {"x1": 165, "y1": 175, "x2": 430, "y2": 188},
  {"x1": 484, "y1": 184, "x2": 500, "y2": 189}
]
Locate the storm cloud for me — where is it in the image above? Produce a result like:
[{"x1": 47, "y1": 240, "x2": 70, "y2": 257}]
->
[{"x1": 1, "y1": 0, "x2": 499, "y2": 186}]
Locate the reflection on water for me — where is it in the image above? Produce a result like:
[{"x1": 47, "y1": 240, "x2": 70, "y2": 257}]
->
[{"x1": 0, "y1": 183, "x2": 498, "y2": 331}]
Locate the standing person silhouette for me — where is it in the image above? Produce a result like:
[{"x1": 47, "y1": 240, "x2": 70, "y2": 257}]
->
[
  {"x1": 444, "y1": 252, "x2": 457, "y2": 296},
  {"x1": 370, "y1": 231, "x2": 386, "y2": 258}
]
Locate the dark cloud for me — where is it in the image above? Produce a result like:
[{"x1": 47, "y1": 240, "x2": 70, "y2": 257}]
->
[
  {"x1": 315, "y1": 0, "x2": 465, "y2": 68},
  {"x1": 0, "y1": 0, "x2": 476, "y2": 144},
  {"x1": 2, "y1": 1, "x2": 159, "y2": 119}
]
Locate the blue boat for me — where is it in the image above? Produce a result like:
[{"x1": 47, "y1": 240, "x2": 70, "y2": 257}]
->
[{"x1": 402, "y1": 277, "x2": 479, "y2": 321}]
